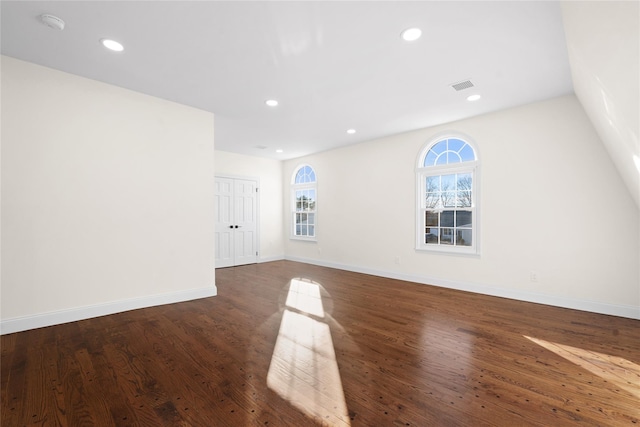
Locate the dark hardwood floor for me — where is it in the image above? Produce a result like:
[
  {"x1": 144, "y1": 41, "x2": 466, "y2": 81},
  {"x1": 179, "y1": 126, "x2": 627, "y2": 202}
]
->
[{"x1": 2, "y1": 260, "x2": 639, "y2": 426}]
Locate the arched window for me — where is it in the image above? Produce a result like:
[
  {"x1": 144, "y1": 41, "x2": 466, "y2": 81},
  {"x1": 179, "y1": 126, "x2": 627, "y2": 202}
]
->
[
  {"x1": 416, "y1": 135, "x2": 479, "y2": 253},
  {"x1": 291, "y1": 165, "x2": 317, "y2": 239}
]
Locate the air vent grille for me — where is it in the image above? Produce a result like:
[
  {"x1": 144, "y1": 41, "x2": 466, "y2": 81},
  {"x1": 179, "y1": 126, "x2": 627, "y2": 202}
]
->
[{"x1": 451, "y1": 80, "x2": 474, "y2": 91}]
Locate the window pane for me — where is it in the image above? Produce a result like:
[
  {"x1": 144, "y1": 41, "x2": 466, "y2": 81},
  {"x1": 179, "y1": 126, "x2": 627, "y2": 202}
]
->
[
  {"x1": 300, "y1": 225, "x2": 308, "y2": 236},
  {"x1": 426, "y1": 176, "x2": 440, "y2": 192},
  {"x1": 441, "y1": 174, "x2": 456, "y2": 190},
  {"x1": 457, "y1": 190, "x2": 472, "y2": 207},
  {"x1": 307, "y1": 213, "x2": 315, "y2": 226},
  {"x1": 440, "y1": 228, "x2": 454, "y2": 245},
  {"x1": 431, "y1": 141, "x2": 446, "y2": 155},
  {"x1": 308, "y1": 225, "x2": 315, "y2": 237},
  {"x1": 443, "y1": 191, "x2": 457, "y2": 207},
  {"x1": 425, "y1": 227, "x2": 439, "y2": 244},
  {"x1": 457, "y1": 173, "x2": 472, "y2": 187},
  {"x1": 426, "y1": 211, "x2": 438, "y2": 226},
  {"x1": 295, "y1": 192, "x2": 303, "y2": 211},
  {"x1": 448, "y1": 138, "x2": 465, "y2": 152},
  {"x1": 295, "y1": 213, "x2": 302, "y2": 235},
  {"x1": 424, "y1": 151, "x2": 438, "y2": 166},
  {"x1": 426, "y1": 193, "x2": 439, "y2": 208},
  {"x1": 460, "y1": 145, "x2": 475, "y2": 162},
  {"x1": 307, "y1": 189, "x2": 316, "y2": 210},
  {"x1": 456, "y1": 230, "x2": 472, "y2": 246},
  {"x1": 441, "y1": 211, "x2": 454, "y2": 227},
  {"x1": 456, "y1": 211, "x2": 472, "y2": 227},
  {"x1": 447, "y1": 151, "x2": 462, "y2": 164},
  {"x1": 435, "y1": 154, "x2": 447, "y2": 165}
]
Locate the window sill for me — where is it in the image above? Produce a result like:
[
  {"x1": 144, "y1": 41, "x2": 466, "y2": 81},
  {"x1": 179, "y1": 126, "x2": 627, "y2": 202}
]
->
[
  {"x1": 415, "y1": 245, "x2": 480, "y2": 257},
  {"x1": 290, "y1": 236, "x2": 317, "y2": 243}
]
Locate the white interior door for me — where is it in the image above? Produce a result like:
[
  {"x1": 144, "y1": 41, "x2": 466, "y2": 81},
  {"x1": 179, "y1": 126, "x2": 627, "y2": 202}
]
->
[{"x1": 215, "y1": 177, "x2": 258, "y2": 268}]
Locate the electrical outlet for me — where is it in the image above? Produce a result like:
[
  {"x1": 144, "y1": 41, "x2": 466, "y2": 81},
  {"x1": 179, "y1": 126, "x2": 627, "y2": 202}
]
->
[
  {"x1": 395, "y1": 256, "x2": 401, "y2": 265},
  {"x1": 530, "y1": 271, "x2": 539, "y2": 282}
]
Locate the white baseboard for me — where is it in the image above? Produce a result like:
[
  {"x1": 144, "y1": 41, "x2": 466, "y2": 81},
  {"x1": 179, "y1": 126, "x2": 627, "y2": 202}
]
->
[
  {"x1": 285, "y1": 256, "x2": 640, "y2": 320},
  {"x1": 259, "y1": 254, "x2": 285, "y2": 263},
  {"x1": 0, "y1": 285, "x2": 217, "y2": 335}
]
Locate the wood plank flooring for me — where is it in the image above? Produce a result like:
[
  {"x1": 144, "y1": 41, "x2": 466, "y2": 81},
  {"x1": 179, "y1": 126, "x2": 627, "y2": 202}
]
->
[{"x1": 2, "y1": 260, "x2": 639, "y2": 426}]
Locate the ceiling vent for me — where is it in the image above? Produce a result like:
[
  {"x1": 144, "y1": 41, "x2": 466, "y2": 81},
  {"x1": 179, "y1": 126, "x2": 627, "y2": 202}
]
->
[{"x1": 451, "y1": 80, "x2": 474, "y2": 91}]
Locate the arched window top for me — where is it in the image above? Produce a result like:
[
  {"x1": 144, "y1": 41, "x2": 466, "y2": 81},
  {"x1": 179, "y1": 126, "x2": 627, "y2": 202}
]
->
[
  {"x1": 294, "y1": 165, "x2": 316, "y2": 184},
  {"x1": 421, "y1": 137, "x2": 477, "y2": 168}
]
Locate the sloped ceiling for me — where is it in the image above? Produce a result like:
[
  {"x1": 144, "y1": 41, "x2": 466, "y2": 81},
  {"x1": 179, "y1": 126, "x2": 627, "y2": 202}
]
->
[{"x1": 561, "y1": 1, "x2": 640, "y2": 209}]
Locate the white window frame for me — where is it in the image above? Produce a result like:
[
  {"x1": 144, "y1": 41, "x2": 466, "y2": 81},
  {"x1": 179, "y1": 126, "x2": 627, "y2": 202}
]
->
[
  {"x1": 290, "y1": 164, "x2": 317, "y2": 241},
  {"x1": 416, "y1": 134, "x2": 480, "y2": 255}
]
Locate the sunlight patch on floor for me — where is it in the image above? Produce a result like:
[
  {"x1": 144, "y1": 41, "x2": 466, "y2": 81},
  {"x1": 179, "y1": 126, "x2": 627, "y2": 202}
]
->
[
  {"x1": 525, "y1": 335, "x2": 640, "y2": 399},
  {"x1": 267, "y1": 279, "x2": 350, "y2": 426},
  {"x1": 285, "y1": 278, "x2": 325, "y2": 318}
]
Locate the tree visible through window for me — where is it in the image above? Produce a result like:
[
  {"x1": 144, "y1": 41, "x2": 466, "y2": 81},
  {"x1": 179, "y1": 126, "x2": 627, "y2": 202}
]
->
[
  {"x1": 417, "y1": 136, "x2": 478, "y2": 252},
  {"x1": 292, "y1": 165, "x2": 317, "y2": 239}
]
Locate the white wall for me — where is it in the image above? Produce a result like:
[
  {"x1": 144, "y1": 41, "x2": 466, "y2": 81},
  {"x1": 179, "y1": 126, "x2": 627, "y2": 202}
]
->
[
  {"x1": 1, "y1": 57, "x2": 217, "y2": 333},
  {"x1": 284, "y1": 95, "x2": 640, "y2": 319},
  {"x1": 214, "y1": 151, "x2": 284, "y2": 261},
  {"x1": 561, "y1": 1, "x2": 639, "y2": 209}
]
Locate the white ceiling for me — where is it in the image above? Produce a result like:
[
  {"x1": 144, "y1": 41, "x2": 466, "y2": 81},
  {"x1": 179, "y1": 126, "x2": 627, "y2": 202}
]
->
[{"x1": 1, "y1": 1, "x2": 574, "y2": 160}]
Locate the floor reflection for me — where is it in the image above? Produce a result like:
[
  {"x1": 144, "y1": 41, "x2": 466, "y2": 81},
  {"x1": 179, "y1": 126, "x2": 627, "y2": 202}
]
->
[
  {"x1": 267, "y1": 279, "x2": 351, "y2": 425},
  {"x1": 525, "y1": 335, "x2": 640, "y2": 399}
]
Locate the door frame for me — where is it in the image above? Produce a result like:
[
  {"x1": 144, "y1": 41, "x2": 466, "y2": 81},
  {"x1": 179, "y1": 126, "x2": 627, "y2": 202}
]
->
[{"x1": 215, "y1": 174, "x2": 260, "y2": 267}]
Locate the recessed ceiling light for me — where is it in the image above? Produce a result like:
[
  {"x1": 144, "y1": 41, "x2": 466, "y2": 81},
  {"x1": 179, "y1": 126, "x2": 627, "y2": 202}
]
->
[
  {"x1": 346, "y1": 129, "x2": 356, "y2": 134},
  {"x1": 275, "y1": 149, "x2": 284, "y2": 153},
  {"x1": 265, "y1": 99, "x2": 279, "y2": 107},
  {"x1": 401, "y1": 28, "x2": 422, "y2": 42},
  {"x1": 467, "y1": 94, "x2": 481, "y2": 102},
  {"x1": 101, "y1": 39, "x2": 124, "y2": 52}
]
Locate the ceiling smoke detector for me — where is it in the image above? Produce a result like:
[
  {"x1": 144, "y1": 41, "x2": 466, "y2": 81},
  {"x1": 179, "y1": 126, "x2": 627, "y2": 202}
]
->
[{"x1": 39, "y1": 14, "x2": 65, "y2": 31}]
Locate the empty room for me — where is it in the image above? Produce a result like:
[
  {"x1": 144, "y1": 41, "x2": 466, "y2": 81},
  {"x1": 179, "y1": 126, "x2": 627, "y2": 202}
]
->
[{"x1": 1, "y1": 1, "x2": 639, "y2": 426}]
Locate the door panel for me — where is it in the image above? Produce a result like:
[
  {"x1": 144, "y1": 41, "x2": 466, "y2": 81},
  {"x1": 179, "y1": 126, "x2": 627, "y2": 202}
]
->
[
  {"x1": 215, "y1": 177, "x2": 258, "y2": 268},
  {"x1": 214, "y1": 178, "x2": 235, "y2": 268},
  {"x1": 234, "y1": 179, "x2": 258, "y2": 266}
]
